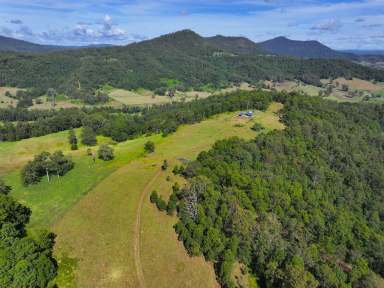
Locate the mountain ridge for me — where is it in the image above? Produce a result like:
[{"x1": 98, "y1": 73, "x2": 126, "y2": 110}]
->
[{"x1": 1, "y1": 31, "x2": 382, "y2": 60}]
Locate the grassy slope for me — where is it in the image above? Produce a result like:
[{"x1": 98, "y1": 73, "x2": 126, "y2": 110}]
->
[
  {"x1": 108, "y1": 83, "x2": 253, "y2": 107},
  {"x1": 2, "y1": 103, "x2": 283, "y2": 287},
  {"x1": 5, "y1": 133, "x2": 157, "y2": 230},
  {"x1": 52, "y1": 103, "x2": 283, "y2": 288},
  {"x1": 0, "y1": 129, "x2": 112, "y2": 175}
]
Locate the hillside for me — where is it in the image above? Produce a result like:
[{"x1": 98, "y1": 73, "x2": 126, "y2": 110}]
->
[
  {"x1": 205, "y1": 35, "x2": 266, "y2": 55},
  {"x1": 1, "y1": 87, "x2": 384, "y2": 287},
  {"x1": 259, "y1": 36, "x2": 353, "y2": 59},
  {"x1": 0, "y1": 30, "x2": 383, "y2": 95}
]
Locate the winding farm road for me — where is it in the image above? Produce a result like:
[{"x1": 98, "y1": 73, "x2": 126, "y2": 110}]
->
[{"x1": 133, "y1": 168, "x2": 163, "y2": 288}]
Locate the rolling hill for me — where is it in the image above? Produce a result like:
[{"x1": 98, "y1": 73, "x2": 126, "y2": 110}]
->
[{"x1": 258, "y1": 36, "x2": 353, "y2": 59}]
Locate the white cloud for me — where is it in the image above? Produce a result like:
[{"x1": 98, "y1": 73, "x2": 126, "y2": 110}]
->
[{"x1": 0, "y1": 14, "x2": 145, "y2": 45}]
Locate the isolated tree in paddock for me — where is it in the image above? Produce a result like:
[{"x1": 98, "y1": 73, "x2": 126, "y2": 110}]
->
[
  {"x1": 68, "y1": 129, "x2": 78, "y2": 150},
  {"x1": 144, "y1": 141, "x2": 155, "y2": 153},
  {"x1": 98, "y1": 144, "x2": 114, "y2": 161},
  {"x1": 161, "y1": 160, "x2": 168, "y2": 170},
  {"x1": 21, "y1": 151, "x2": 74, "y2": 185},
  {"x1": 81, "y1": 126, "x2": 97, "y2": 146}
]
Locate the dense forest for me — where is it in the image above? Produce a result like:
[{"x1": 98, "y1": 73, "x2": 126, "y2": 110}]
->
[
  {"x1": 0, "y1": 179, "x2": 57, "y2": 287},
  {"x1": 0, "y1": 30, "x2": 383, "y2": 98},
  {"x1": 162, "y1": 94, "x2": 384, "y2": 287}
]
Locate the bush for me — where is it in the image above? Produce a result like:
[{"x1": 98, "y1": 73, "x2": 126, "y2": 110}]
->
[
  {"x1": 98, "y1": 144, "x2": 114, "y2": 161},
  {"x1": 81, "y1": 126, "x2": 97, "y2": 146},
  {"x1": 68, "y1": 129, "x2": 78, "y2": 150},
  {"x1": 150, "y1": 190, "x2": 167, "y2": 211},
  {"x1": 167, "y1": 193, "x2": 178, "y2": 215},
  {"x1": 154, "y1": 87, "x2": 167, "y2": 96},
  {"x1": 161, "y1": 160, "x2": 168, "y2": 170},
  {"x1": 144, "y1": 141, "x2": 155, "y2": 153},
  {"x1": 0, "y1": 178, "x2": 11, "y2": 195},
  {"x1": 251, "y1": 123, "x2": 264, "y2": 132},
  {"x1": 86, "y1": 148, "x2": 93, "y2": 156}
]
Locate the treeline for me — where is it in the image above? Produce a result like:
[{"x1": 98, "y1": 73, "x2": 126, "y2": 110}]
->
[
  {"x1": 0, "y1": 31, "x2": 383, "y2": 95},
  {"x1": 161, "y1": 94, "x2": 384, "y2": 287},
  {"x1": 0, "y1": 178, "x2": 57, "y2": 286},
  {"x1": 0, "y1": 106, "x2": 141, "y2": 141},
  {"x1": 0, "y1": 90, "x2": 274, "y2": 142},
  {"x1": 87, "y1": 90, "x2": 274, "y2": 142}
]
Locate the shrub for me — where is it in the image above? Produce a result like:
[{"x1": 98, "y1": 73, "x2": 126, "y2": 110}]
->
[
  {"x1": 144, "y1": 141, "x2": 155, "y2": 153},
  {"x1": 161, "y1": 160, "x2": 168, "y2": 170},
  {"x1": 68, "y1": 129, "x2": 78, "y2": 150},
  {"x1": 98, "y1": 144, "x2": 114, "y2": 161},
  {"x1": 81, "y1": 126, "x2": 97, "y2": 146},
  {"x1": 150, "y1": 190, "x2": 167, "y2": 211},
  {"x1": 251, "y1": 123, "x2": 264, "y2": 132}
]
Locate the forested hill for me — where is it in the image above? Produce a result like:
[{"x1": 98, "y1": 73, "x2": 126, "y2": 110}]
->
[
  {"x1": 258, "y1": 36, "x2": 353, "y2": 59},
  {"x1": 0, "y1": 30, "x2": 383, "y2": 95}
]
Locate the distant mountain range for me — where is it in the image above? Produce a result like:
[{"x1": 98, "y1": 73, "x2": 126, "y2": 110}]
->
[
  {"x1": 0, "y1": 35, "x2": 113, "y2": 53},
  {"x1": 1, "y1": 32, "x2": 383, "y2": 60}
]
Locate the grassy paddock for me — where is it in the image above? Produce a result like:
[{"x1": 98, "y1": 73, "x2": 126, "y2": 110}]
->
[
  {"x1": 0, "y1": 129, "x2": 113, "y2": 175},
  {"x1": 4, "y1": 103, "x2": 283, "y2": 287},
  {"x1": 52, "y1": 103, "x2": 283, "y2": 287}
]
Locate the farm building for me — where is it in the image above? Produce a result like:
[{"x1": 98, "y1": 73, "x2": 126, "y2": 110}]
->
[{"x1": 238, "y1": 111, "x2": 254, "y2": 117}]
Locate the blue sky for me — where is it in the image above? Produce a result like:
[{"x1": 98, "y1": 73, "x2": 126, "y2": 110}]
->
[{"x1": 0, "y1": 0, "x2": 383, "y2": 49}]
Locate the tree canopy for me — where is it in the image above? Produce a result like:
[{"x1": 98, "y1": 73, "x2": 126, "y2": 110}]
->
[
  {"x1": 0, "y1": 179, "x2": 57, "y2": 287},
  {"x1": 163, "y1": 94, "x2": 384, "y2": 287}
]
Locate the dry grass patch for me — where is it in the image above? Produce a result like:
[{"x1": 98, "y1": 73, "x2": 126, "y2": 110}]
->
[
  {"x1": 0, "y1": 87, "x2": 20, "y2": 108},
  {"x1": 109, "y1": 89, "x2": 171, "y2": 106},
  {"x1": 333, "y1": 77, "x2": 384, "y2": 92}
]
